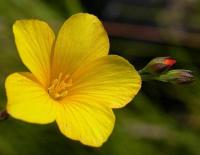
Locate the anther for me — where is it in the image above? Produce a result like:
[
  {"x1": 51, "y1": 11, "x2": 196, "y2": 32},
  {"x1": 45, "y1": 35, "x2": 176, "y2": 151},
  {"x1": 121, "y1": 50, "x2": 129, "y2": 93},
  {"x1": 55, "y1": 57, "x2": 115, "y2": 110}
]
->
[{"x1": 48, "y1": 73, "x2": 72, "y2": 100}]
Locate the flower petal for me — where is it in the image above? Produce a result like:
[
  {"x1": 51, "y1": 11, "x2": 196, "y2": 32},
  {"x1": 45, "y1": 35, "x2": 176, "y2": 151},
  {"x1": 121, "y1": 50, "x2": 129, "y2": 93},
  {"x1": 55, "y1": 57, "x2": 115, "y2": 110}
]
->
[
  {"x1": 52, "y1": 13, "x2": 109, "y2": 78},
  {"x1": 56, "y1": 101, "x2": 115, "y2": 147},
  {"x1": 6, "y1": 73, "x2": 57, "y2": 124},
  {"x1": 13, "y1": 20, "x2": 55, "y2": 88},
  {"x1": 67, "y1": 55, "x2": 141, "y2": 108}
]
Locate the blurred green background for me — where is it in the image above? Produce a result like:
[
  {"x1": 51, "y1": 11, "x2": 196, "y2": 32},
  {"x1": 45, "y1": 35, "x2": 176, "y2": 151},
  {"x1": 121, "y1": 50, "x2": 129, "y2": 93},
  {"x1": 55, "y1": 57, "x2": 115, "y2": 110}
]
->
[{"x1": 0, "y1": 0, "x2": 200, "y2": 155}]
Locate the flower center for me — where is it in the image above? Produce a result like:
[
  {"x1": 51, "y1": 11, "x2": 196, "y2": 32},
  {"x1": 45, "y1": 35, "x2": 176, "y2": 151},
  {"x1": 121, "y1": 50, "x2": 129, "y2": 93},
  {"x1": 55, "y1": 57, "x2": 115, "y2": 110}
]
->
[{"x1": 48, "y1": 73, "x2": 72, "y2": 100}]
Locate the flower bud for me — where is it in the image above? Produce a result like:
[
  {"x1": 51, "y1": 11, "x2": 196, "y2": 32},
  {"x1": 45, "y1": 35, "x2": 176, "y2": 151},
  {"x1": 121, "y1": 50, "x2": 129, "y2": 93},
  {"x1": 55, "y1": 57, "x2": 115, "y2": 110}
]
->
[
  {"x1": 158, "y1": 69, "x2": 194, "y2": 84},
  {"x1": 141, "y1": 57, "x2": 176, "y2": 75}
]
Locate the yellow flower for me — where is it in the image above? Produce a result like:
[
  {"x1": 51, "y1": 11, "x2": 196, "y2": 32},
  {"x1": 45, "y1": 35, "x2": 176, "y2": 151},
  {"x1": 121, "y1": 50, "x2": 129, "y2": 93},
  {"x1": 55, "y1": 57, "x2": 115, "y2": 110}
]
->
[{"x1": 5, "y1": 13, "x2": 141, "y2": 147}]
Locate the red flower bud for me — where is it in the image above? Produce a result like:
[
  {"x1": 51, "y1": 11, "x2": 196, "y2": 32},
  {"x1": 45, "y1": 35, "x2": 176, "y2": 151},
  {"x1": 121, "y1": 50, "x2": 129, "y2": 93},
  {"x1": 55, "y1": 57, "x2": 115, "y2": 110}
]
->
[
  {"x1": 164, "y1": 58, "x2": 176, "y2": 68},
  {"x1": 141, "y1": 57, "x2": 176, "y2": 75}
]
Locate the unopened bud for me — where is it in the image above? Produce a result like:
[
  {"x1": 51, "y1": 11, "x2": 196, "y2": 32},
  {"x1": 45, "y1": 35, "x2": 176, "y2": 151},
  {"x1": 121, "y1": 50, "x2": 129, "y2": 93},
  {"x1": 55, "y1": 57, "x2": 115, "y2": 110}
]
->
[
  {"x1": 141, "y1": 57, "x2": 176, "y2": 75},
  {"x1": 158, "y1": 69, "x2": 194, "y2": 84}
]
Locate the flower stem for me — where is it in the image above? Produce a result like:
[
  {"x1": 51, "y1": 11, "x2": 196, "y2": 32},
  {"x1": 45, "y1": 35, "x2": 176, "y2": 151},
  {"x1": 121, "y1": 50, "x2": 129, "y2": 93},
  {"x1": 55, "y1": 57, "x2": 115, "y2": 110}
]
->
[
  {"x1": 0, "y1": 110, "x2": 9, "y2": 121},
  {"x1": 139, "y1": 69, "x2": 157, "y2": 81},
  {"x1": 140, "y1": 74, "x2": 156, "y2": 81}
]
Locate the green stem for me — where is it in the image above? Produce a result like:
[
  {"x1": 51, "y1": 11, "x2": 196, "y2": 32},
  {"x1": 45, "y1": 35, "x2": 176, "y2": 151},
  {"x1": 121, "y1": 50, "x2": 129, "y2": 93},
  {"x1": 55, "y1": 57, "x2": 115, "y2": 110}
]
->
[{"x1": 139, "y1": 69, "x2": 157, "y2": 81}]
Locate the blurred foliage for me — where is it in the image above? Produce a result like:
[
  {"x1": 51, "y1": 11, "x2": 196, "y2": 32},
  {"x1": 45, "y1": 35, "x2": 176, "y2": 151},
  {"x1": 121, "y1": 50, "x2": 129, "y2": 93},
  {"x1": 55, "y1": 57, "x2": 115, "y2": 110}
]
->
[{"x1": 0, "y1": 0, "x2": 200, "y2": 155}]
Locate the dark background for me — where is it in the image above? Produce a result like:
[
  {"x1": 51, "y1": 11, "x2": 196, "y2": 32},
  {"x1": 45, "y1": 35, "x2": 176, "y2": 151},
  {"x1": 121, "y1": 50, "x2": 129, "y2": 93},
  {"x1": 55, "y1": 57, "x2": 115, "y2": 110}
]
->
[{"x1": 0, "y1": 0, "x2": 200, "y2": 155}]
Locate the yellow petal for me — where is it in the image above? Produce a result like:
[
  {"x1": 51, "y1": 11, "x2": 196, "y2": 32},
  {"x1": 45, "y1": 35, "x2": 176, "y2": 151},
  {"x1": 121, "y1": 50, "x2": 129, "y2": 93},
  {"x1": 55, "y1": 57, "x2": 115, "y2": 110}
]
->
[
  {"x1": 67, "y1": 55, "x2": 141, "y2": 108},
  {"x1": 56, "y1": 101, "x2": 115, "y2": 147},
  {"x1": 6, "y1": 73, "x2": 57, "y2": 124},
  {"x1": 52, "y1": 13, "x2": 109, "y2": 78},
  {"x1": 13, "y1": 20, "x2": 55, "y2": 88}
]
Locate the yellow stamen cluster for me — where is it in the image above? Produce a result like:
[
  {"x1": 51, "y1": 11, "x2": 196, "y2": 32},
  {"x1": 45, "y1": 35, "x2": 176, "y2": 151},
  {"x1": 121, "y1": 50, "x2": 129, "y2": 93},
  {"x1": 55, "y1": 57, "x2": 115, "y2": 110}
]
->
[{"x1": 48, "y1": 73, "x2": 72, "y2": 100}]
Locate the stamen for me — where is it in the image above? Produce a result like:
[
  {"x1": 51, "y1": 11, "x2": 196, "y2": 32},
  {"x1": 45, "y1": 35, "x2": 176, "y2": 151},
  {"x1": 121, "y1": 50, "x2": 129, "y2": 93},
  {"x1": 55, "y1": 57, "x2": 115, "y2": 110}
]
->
[{"x1": 48, "y1": 73, "x2": 72, "y2": 100}]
